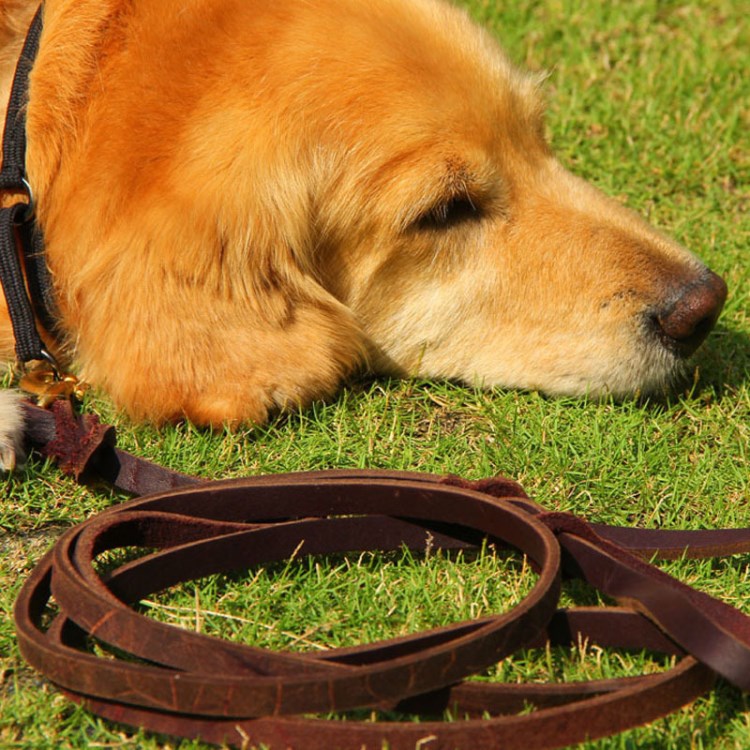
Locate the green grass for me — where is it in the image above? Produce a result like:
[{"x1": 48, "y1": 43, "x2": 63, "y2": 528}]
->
[{"x1": 2, "y1": 0, "x2": 749, "y2": 747}]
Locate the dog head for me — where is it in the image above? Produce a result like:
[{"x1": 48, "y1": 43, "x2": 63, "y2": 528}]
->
[
  {"x1": 25, "y1": 0, "x2": 726, "y2": 424},
  {"x1": 296, "y1": 0, "x2": 727, "y2": 397}
]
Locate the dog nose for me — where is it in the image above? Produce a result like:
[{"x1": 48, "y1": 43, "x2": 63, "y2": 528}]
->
[{"x1": 653, "y1": 270, "x2": 727, "y2": 357}]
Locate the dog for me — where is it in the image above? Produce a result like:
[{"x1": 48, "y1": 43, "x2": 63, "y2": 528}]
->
[{"x1": 0, "y1": 0, "x2": 727, "y2": 469}]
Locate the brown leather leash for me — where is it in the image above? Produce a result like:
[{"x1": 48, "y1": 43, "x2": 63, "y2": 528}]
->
[{"x1": 11, "y1": 399, "x2": 750, "y2": 748}]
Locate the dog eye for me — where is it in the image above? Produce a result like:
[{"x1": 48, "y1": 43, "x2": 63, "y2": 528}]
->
[{"x1": 417, "y1": 196, "x2": 480, "y2": 230}]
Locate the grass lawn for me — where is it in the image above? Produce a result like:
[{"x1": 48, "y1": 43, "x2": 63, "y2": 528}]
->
[{"x1": 2, "y1": 0, "x2": 749, "y2": 748}]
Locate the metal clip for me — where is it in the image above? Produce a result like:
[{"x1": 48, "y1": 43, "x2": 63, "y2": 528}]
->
[
  {"x1": 18, "y1": 358, "x2": 88, "y2": 408},
  {"x1": 20, "y1": 176, "x2": 35, "y2": 221}
]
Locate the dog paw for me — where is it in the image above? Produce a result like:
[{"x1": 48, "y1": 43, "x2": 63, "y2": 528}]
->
[{"x1": 0, "y1": 390, "x2": 25, "y2": 472}]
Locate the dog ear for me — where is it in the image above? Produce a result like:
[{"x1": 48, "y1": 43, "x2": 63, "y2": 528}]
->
[
  {"x1": 21, "y1": 3, "x2": 369, "y2": 427},
  {"x1": 41, "y1": 153, "x2": 367, "y2": 427}
]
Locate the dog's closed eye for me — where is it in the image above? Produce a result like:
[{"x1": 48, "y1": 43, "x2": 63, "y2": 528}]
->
[{"x1": 416, "y1": 195, "x2": 480, "y2": 230}]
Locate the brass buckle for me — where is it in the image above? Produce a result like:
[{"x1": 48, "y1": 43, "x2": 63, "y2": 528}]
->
[{"x1": 18, "y1": 355, "x2": 88, "y2": 408}]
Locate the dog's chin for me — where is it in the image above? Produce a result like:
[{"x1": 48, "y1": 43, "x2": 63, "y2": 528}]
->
[
  {"x1": 366, "y1": 326, "x2": 694, "y2": 401},
  {"x1": 448, "y1": 325, "x2": 692, "y2": 401},
  {"x1": 531, "y1": 343, "x2": 689, "y2": 401}
]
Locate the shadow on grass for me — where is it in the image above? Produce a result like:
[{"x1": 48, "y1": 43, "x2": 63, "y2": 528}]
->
[{"x1": 695, "y1": 323, "x2": 750, "y2": 394}]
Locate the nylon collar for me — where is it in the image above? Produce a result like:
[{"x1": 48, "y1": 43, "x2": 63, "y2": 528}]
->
[{"x1": 0, "y1": 5, "x2": 58, "y2": 367}]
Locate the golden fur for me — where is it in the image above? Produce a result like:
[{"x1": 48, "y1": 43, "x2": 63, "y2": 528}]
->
[{"x1": 0, "y1": 0, "x2": 725, "y2": 432}]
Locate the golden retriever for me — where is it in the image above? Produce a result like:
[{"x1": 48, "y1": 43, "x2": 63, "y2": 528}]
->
[{"x1": 0, "y1": 0, "x2": 727, "y2": 466}]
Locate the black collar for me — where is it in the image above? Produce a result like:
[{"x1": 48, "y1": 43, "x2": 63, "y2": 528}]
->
[{"x1": 0, "y1": 5, "x2": 58, "y2": 369}]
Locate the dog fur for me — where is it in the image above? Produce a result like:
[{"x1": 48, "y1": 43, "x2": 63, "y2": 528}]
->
[{"x1": 0, "y1": 0, "x2": 726, "y2": 466}]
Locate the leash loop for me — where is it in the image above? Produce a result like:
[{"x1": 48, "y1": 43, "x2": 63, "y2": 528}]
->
[
  {"x1": 15, "y1": 471, "x2": 715, "y2": 749},
  {"x1": 13, "y1": 414, "x2": 750, "y2": 749}
]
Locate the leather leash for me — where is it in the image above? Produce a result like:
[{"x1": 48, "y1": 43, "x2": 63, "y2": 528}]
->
[{"x1": 12, "y1": 400, "x2": 750, "y2": 748}]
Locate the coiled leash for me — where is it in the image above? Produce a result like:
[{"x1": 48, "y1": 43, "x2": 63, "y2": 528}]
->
[
  {"x1": 12, "y1": 400, "x2": 750, "y2": 749},
  {"x1": 6, "y1": 8, "x2": 750, "y2": 749}
]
